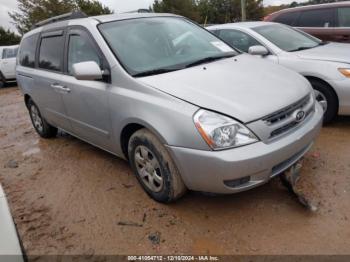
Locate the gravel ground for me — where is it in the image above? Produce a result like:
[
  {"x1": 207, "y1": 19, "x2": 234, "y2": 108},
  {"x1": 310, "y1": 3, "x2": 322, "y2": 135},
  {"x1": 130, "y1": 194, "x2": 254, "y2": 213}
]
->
[{"x1": 0, "y1": 86, "x2": 350, "y2": 256}]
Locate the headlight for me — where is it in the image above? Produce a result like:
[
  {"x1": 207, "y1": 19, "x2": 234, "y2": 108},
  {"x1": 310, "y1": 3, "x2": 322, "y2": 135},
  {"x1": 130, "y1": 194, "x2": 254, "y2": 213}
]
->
[
  {"x1": 193, "y1": 109, "x2": 258, "y2": 150},
  {"x1": 338, "y1": 68, "x2": 350, "y2": 78}
]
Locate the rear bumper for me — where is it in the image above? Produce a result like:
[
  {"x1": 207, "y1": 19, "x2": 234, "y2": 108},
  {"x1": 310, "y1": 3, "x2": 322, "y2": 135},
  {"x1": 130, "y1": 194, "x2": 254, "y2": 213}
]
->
[
  {"x1": 330, "y1": 78, "x2": 350, "y2": 115},
  {"x1": 167, "y1": 103, "x2": 323, "y2": 194}
]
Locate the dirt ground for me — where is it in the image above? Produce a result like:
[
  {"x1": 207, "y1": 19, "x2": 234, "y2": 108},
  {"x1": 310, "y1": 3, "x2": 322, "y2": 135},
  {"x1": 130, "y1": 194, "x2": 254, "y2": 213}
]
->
[{"x1": 0, "y1": 86, "x2": 350, "y2": 256}]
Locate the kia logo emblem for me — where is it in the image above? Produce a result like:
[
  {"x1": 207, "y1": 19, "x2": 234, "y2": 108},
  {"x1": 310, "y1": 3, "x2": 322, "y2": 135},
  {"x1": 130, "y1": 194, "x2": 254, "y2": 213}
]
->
[{"x1": 294, "y1": 110, "x2": 306, "y2": 123}]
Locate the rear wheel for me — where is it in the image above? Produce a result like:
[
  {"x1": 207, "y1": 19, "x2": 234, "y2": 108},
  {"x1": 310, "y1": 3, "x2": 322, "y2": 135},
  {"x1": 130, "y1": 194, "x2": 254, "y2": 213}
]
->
[
  {"x1": 310, "y1": 79, "x2": 338, "y2": 124},
  {"x1": 128, "y1": 129, "x2": 187, "y2": 203},
  {"x1": 28, "y1": 98, "x2": 58, "y2": 138}
]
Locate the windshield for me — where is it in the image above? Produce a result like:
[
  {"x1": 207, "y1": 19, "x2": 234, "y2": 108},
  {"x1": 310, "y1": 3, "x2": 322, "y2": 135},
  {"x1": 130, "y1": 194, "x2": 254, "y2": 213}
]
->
[
  {"x1": 253, "y1": 24, "x2": 322, "y2": 52},
  {"x1": 98, "y1": 17, "x2": 237, "y2": 76}
]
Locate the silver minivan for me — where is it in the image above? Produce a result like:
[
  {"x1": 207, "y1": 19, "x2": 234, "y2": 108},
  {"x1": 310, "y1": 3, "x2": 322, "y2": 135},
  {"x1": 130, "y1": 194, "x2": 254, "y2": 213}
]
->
[{"x1": 16, "y1": 12, "x2": 323, "y2": 202}]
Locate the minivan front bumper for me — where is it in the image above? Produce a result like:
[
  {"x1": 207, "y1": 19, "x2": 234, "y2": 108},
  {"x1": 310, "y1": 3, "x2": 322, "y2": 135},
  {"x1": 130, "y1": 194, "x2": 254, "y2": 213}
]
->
[{"x1": 167, "y1": 103, "x2": 323, "y2": 194}]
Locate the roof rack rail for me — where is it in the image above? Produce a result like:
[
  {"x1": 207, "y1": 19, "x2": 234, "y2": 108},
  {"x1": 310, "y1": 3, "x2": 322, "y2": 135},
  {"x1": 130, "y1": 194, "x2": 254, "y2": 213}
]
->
[
  {"x1": 123, "y1": 9, "x2": 152, "y2": 14},
  {"x1": 33, "y1": 11, "x2": 87, "y2": 29}
]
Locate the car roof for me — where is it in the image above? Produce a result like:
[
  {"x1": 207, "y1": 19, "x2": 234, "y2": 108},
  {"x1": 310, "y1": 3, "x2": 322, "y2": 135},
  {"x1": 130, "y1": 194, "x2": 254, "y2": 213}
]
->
[
  {"x1": 92, "y1": 12, "x2": 180, "y2": 23},
  {"x1": 0, "y1": 45, "x2": 19, "y2": 49},
  {"x1": 271, "y1": 1, "x2": 350, "y2": 15},
  {"x1": 207, "y1": 21, "x2": 277, "y2": 30}
]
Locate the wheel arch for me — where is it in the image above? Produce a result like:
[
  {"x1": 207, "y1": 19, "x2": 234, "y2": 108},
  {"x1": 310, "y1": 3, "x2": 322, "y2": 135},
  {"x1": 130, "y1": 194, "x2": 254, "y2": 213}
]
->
[
  {"x1": 304, "y1": 75, "x2": 339, "y2": 106},
  {"x1": 119, "y1": 120, "x2": 168, "y2": 160}
]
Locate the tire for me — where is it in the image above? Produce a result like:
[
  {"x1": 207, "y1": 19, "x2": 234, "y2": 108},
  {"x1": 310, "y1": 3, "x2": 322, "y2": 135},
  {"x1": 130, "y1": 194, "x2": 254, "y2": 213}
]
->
[
  {"x1": 0, "y1": 74, "x2": 4, "y2": 88},
  {"x1": 27, "y1": 98, "x2": 58, "y2": 138},
  {"x1": 309, "y1": 79, "x2": 338, "y2": 124},
  {"x1": 128, "y1": 128, "x2": 187, "y2": 203}
]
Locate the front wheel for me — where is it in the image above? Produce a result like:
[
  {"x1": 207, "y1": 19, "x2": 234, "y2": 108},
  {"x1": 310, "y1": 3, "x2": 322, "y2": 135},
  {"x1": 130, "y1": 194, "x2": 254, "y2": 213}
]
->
[
  {"x1": 28, "y1": 98, "x2": 58, "y2": 138},
  {"x1": 310, "y1": 79, "x2": 338, "y2": 124},
  {"x1": 128, "y1": 129, "x2": 187, "y2": 203}
]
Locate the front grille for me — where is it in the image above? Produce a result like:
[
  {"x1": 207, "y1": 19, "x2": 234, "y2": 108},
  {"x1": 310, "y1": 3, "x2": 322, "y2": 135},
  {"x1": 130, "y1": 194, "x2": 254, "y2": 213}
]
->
[
  {"x1": 270, "y1": 121, "x2": 299, "y2": 138},
  {"x1": 264, "y1": 94, "x2": 314, "y2": 139},
  {"x1": 263, "y1": 95, "x2": 310, "y2": 125}
]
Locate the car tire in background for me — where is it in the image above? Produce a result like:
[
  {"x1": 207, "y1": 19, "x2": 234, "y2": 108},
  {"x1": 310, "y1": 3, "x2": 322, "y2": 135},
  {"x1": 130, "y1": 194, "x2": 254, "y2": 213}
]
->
[
  {"x1": 0, "y1": 73, "x2": 4, "y2": 88},
  {"x1": 128, "y1": 128, "x2": 187, "y2": 203},
  {"x1": 27, "y1": 98, "x2": 58, "y2": 138},
  {"x1": 310, "y1": 79, "x2": 338, "y2": 124}
]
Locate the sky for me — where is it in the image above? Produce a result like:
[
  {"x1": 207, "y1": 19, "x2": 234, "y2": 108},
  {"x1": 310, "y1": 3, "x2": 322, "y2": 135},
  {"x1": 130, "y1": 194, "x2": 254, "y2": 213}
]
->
[{"x1": 0, "y1": 0, "x2": 301, "y2": 32}]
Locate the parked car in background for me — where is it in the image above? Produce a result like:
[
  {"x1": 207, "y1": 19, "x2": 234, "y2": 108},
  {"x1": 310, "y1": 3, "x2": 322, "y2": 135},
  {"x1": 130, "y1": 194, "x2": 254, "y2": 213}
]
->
[
  {"x1": 0, "y1": 45, "x2": 18, "y2": 87},
  {"x1": 208, "y1": 22, "x2": 350, "y2": 123},
  {"x1": 264, "y1": 2, "x2": 350, "y2": 43},
  {"x1": 0, "y1": 185, "x2": 24, "y2": 261},
  {"x1": 17, "y1": 12, "x2": 323, "y2": 202}
]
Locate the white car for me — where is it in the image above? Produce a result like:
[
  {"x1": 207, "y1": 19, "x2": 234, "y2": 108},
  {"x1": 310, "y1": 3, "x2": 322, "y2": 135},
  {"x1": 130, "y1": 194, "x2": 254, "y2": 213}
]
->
[
  {"x1": 0, "y1": 185, "x2": 24, "y2": 260},
  {"x1": 208, "y1": 22, "x2": 350, "y2": 123},
  {"x1": 0, "y1": 45, "x2": 18, "y2": 87}
]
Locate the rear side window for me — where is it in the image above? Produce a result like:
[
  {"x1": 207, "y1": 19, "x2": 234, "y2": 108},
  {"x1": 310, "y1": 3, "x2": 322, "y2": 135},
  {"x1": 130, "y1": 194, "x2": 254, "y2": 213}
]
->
[
  {"x1": 39, "y1": 35, "x2": 65, "y2": 72},
  {"x1": 274, "y1": 12, "x2": 300, "y2": 26},
  {"x1": 338, "y1": 7, "x2": 350, "y2": 27},
  {"x1": 297, "y1": 8, "x2": 335, "y2": 27},
  {"x1": 2, "y1": 48, "x2": 18, "y2": 59},
  {"x1": 19, "y1": 34, "x2": 39, "y2": 68}
]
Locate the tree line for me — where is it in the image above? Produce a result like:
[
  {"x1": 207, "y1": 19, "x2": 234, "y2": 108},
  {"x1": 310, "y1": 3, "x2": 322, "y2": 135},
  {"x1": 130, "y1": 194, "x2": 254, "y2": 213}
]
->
[
  {"x1": 1, "y1": 0, "x2": 112, "y2": 46},
  {"x1": 152, "y1": 0, "x2": 264, "y2": 24}
]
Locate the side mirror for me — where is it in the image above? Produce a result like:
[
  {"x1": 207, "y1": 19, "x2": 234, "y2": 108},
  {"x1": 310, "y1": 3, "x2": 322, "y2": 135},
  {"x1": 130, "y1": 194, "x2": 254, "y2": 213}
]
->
[
  {"x1": 248, "y1": 45, "x2": 269, "y2": 56},
  {"x1": 72, "y1": 61, "x2": 103, "y2": 81}
]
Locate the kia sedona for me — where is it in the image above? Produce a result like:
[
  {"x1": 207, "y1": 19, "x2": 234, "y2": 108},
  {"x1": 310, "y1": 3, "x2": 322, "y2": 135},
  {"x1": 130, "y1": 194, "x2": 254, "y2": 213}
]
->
[{"x1": 16, "y1": 12, "x2": 323, "y2": 202}]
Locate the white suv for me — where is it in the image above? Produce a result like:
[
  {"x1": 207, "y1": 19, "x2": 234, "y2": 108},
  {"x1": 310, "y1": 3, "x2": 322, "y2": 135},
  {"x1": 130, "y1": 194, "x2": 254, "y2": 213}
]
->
[{"x1": 0, "y1": 45, "x2": 18, "y2": 87}]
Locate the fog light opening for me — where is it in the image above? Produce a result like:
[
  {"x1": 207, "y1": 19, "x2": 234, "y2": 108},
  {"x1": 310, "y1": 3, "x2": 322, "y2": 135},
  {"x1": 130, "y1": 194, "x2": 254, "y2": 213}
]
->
[{"x1": 224, "y1": 176, "x2": 251, "y2": 188}]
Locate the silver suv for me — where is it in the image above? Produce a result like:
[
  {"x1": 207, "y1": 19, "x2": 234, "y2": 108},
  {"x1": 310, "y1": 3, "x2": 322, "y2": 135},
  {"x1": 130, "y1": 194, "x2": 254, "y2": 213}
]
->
[{"x1": 17, "y1": 12, "x2": 323, "y2": 202}]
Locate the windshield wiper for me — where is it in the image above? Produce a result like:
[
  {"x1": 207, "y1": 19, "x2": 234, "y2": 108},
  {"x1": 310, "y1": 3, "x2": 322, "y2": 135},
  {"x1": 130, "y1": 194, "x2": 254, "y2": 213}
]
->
[
  {"x1": 133, "y1": 68, "x2": 181, "y2": 77},
  {"x1": 289, "y1": 46, "x2": 315, "y2": 52},
  {"x1": 185, "y1": 53, "x2": 236, "y2": 68},
  {"x1": 318, "y1": 41, "x2": 329, "y2": 46}
]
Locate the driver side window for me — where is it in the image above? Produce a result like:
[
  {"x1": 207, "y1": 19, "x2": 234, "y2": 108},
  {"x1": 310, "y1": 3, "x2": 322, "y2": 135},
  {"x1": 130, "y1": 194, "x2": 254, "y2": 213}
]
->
[
  {"x1": 218, "y1": 29, "x2": 261, "y2": 53},
  {"x1": 68, "y1": 33, "x2": 102, "y2": 75}
]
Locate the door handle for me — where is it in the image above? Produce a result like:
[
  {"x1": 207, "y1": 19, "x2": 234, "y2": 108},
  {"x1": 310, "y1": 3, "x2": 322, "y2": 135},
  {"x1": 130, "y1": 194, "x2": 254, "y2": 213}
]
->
[{"x1": 51, "y1": 83, "x2": 71, "y2": 93}]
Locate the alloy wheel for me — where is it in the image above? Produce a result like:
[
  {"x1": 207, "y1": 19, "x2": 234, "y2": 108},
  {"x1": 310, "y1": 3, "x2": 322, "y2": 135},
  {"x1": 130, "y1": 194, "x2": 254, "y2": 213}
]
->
[
  {"x1": 30, "y1": 105, "x2": 44, "y2": 133},
  {"x1": 134, "y1": 145, "x2": 164, "y2": 193},
  {"x1": 314, "y1": 89, "x2": 328, "y2": 113}
]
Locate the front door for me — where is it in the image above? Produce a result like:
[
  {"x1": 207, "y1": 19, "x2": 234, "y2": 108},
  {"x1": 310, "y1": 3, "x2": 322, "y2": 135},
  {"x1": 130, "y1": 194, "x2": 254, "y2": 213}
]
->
[{"x1": 59, "y1": 27, "x2": 113, "y2": 150}]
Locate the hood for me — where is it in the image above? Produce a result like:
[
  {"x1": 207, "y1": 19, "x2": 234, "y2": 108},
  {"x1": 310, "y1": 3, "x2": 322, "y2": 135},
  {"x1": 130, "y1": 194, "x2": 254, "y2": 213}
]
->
[
  {"x1": 296, "y1": 42, "x2": 350, "y2": 64},
  {"x1": 138, "y1": 54, "x2": 311, "y2": 123}
]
